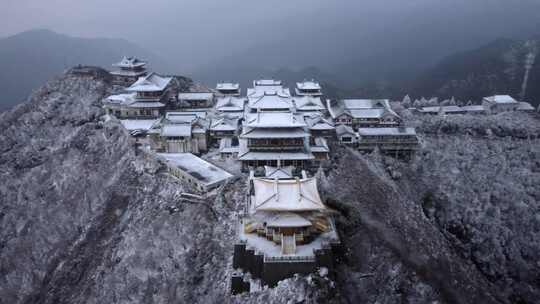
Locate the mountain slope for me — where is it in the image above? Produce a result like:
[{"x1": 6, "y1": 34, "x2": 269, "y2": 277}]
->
[
  {"x1": 410, "y1": 37, "x2": 540, "y2": 106},
  {"x1": 0, "y1": 29, "x2": 168, "y2": 111},
  {"x1": 0, "y1": 72, "x2": 336, "y2": 303},
  {"x1": 320, "y1": 110, "x2": 540, "y2": 303}
]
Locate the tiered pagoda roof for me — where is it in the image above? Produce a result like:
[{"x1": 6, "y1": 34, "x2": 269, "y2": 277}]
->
[{"x1": 126, "y1": 73, "x2": 172, "y2": 92}]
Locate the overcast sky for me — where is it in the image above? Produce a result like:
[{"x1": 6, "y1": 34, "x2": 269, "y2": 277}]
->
[{"x1": 1, "y1": 0, "x2": 539, "y2": 71}]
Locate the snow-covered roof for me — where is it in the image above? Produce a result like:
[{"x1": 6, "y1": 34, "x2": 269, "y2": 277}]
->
[
  {"x1": 266, "y1": 212, "x2": 312, "y2": 228},
  {"x1": 357, "y1": 127, "x2": 417, "y2": 136},
  {"x1": 215, "y1": 97, "x2": 246, "y2": 112},
  {"x1": 165, "y1": 112, "x2": 198, "y2": 124},
  {"x1": 296, "y1": 81, "x2": 321, "y2": 90},
  {"x1": 178, "y1": 111, "x2": 208, "y2": 119},
  {"x1": 112, "y1": 56, "x2": 147, "y2": 69},
  {"x1": 343, "y1": 99, "x2": 390, "y2": 109},
  {"x1": 264, "y1": 166, "x2": 294, "y2": 179},
  {"x1": 294, "y1": 96, "x2": 325, "y2": 111},
  {"x1": 110, "y1": 70, "x2": 147, "y2": 77},
  {"x1": 104, "y1": 93, "x2": 165, "y2": 108},
  {"x1": 245, "y1": 112, "x2": 306, "y2": 128},
  {"x1": 247, "y1": 86, "x2": 291, "y2": 98},
  {"x1": 420, "y1": 106, "x2": 464, "y2": 113},
  {"x1": 126, "y1": 73, "x2": 172, "y2": 92},
  {"x1": 178, "y1": 92, "x2": 214, "y2": 100},
  {"x1": 159, "y1": 153, "x2": 233, "y2": 187},
  {"x1": 161, "y1": 124, "x2": 192, "y2": 137},
  {"x1": 349, "y1": 108, "x2": 386, "y2": 118},
  {"x1": 248, "y1": 91, "x2": 293, "y2": 110},
  {"x1": 310, "y1": 137, "x2": 329, "y2": 153},
  {"x1": 241, "y1": 128, "x2": 309, "y2": 139},
  {"x1": 461, "y1": 105, "x2": 485, "y2": 112},
  {"x1": 210, "y1": 117, "x2": 238, "y2": 131},
  {"x1": 518, "y1": 101, "x2": 535, "y2": 111},
  {"x1": 328, "y1": 99, "x2": 395, "y2": 119},
  {"x1": 216, "y1": 83, "x2": 240, "y2": 90},
  {"x1": 120, "y1": 119, "x2": 159, "y2": 131},
  {"x1": 165, "y1": 111, "x2": 207, "y2": 121},
  {"x1": 335, "y1": 124, "x2": 355, "y2": 136},
  {"x1": 104, "y1": 93, "x2": 137, "y2": 106},
  {"x1": 254, "y1": 79, "x2": 282, "y2": 87},
  {"x1": 128, "y1": 101, "x2": 166, "y2": 108},
  {"x1": 304, "y1": 115, "x2": 334, "y2": 130},
  {"x1": 483, "y1": 95, "x2": 518, "y2": 104},
  {"x1": 251, "y1": 177, "x2": 326, "y2": 212}
]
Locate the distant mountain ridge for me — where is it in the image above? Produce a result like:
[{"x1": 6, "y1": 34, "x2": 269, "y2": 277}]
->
[
  {"x1": 0, "y1": 29, "x2": 168, "y2": 110},
  {"x1": 408, "y1": 37, "x2": 540, "y2": 106}
]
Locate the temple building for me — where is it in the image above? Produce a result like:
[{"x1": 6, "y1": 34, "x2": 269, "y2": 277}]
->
[
  {"x1": 247, "y1": 79, "x2": 291, "y2": 98},
  {"x1": 127, "y1": 72, "x2": 174, "y2": 102},
  {"x1": 232, "y1": 174, "x2": 341, "y2": 290},
  {"x1": 209, "y1": 115, "x2": 240, "y2": 140},
  {"x1": 294, "y1": 96, "x2": 326, "y2": 114},
  {"x1": 103, "y1": 73, "x2": 173, "y2": 120},
  {"x1": 309, "y1": 137, "x2": 330, "y2": 167},
  {"x1": 247, "y1": 91, "x2": 294, "y2": 113},
  {"x1": 216, "y1": 83, "x2": 241, "y2": 96},
  {"x1": 295, "y1": 80, "x2": 323, "y2": 96},
  {"x1": 482, "y1": 95, "x2": 520, "y2": 113},
  {"x1": 110, "y1": 56, "x2": 148, "y2": 86},
  {"x1": 148, "y1": 112, "x2": 209, "y2": 154},
  {"x1": 357, "y1": 127, "x2": 419, "y2": 157},
  {"x1": 416, "y1": 106, "x2": 466, "y2": 115},
  {"x1": 178, "y1": 92, "x2": 214, "y2": 109},
  {"x1": 328, "y1": 99, "x2": 401, "y2": 129},
  {"x1": 335, "y1": 125, "x2": 357, "y2": 145},
  {"x1": 304, "y1": 114, "x2": 335, "y2": 139},
  {"x1": 219, "y1": 137, "x2": 240, "y2": 159},
  {"x1": 158, "y1": 153, "x2": 233, "y2": 192},
  {"x1": 215, "y1": 96, "x2": 246, "y2": 117},
  {"x1": 238, "y1": 112, "x2": 313, "y2": 171}
]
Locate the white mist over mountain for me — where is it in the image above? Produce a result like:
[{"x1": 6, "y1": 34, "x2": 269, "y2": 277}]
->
[{"x1": 1, "y1": 0, "x2": 539, "y2": 72}]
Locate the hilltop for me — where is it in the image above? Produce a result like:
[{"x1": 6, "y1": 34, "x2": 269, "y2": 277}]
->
[{"x1": 0, "y1": 29, "x2": 169, "y2": 110}]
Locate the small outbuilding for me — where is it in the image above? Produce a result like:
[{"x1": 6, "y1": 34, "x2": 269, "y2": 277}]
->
[{"x1": 158, "y1": 153, "x2": 233, "y2": 192}]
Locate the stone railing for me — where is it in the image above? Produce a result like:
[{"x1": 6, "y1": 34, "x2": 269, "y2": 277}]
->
[{"x1": 263, "y1": 255, "x2": 315, "y2": 263}]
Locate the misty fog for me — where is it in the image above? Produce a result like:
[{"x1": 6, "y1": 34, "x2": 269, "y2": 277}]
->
[{"x1": 2, "y1": 0, "x2": 539, "y2": 73}]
